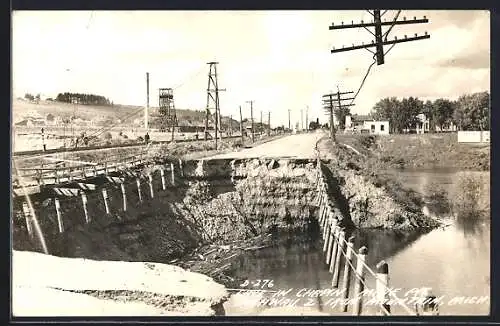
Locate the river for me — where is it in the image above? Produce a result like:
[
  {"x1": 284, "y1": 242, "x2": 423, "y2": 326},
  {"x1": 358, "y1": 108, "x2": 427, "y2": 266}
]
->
[{"x1": 224, "y1": 169, "x2": 490, "y2": 316}]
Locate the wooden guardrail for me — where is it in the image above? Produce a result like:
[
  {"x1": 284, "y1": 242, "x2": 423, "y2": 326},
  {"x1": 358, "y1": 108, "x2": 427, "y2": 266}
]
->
[
  {"x1": 13, "y1": 153, "x2": 147, "y2": 186},
  {"x1": 313, "y1": 157, "x2": 440, "y2": 316}
]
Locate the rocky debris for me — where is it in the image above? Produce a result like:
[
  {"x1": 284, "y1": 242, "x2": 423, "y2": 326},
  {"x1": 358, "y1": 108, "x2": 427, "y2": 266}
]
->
[{"x1": 176, "y1": 234, "x2": 274, "y2": 288}]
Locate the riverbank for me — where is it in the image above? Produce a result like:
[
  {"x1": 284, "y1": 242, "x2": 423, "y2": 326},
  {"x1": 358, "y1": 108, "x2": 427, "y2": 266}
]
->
[
  {"x1": 336, "y1": 133, "x2": 490, "y2": 171},
  {"x1": 317, "y1": 136, "x2": 440, "y2": 229}
]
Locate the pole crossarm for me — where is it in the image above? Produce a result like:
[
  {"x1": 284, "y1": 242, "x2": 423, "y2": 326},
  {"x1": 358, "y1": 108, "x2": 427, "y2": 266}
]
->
[
  {"x1": 331, "y1": 34, "x2": 430, "y2": 53},
  {"x1": 329, "y1": 17, "x2": 428, "y2": 30},
  {"x1": 323, "y1": 91, "x2": 354, "y2": 96},
  {"x1": 329, "y1": 10, "x2": 430, "y2": 66}
]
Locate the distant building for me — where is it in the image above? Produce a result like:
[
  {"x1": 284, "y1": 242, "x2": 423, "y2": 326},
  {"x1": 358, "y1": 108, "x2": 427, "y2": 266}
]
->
[
  {"x1": 415, "y1": 113, "x2": 430, "y2": 134},
  {"x1": 435, "y1": 121, "x2": 457, "y2": 133},
  {"x1": 345, "y1": 114, "x2": 389, "y2": 135},
  {"x1": 15, "y1": 117, "x2": 46, "y2": 128},
  {"x1": 177, "y1": 120, "x2": 204, "y2": 133}
]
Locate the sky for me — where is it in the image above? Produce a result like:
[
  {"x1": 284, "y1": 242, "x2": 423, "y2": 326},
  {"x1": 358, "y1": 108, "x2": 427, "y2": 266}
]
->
[{"x1": 12, "y1": 10, "x2": 490, "y2": 127}]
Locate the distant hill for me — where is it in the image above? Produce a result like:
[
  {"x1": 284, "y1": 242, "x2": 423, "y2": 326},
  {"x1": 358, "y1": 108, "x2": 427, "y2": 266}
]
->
[{"x1": 12, "y1": 98, "x2": 242, "y2": 129}]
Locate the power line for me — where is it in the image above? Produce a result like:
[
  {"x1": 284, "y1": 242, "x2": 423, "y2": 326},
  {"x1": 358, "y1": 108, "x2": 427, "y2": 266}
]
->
[
  {"x1": 349, "y1": 54, "x2": 377, "y2": 106},
  {"x1": 172, "y1": 66, "x2": 206, "y2": 90},
  {"x1": 85, "y1": 106, "x2": 146, "y2": 139},
  {"x1": 383, "y1": 10, "x2": 402, "y2": 39}
]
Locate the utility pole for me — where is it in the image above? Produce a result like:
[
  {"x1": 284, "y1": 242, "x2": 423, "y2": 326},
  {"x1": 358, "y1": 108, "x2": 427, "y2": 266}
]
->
[
  {"x1": 329, "y1": 10, "x2": 430, "y2": 65},
  {"x1": 323, "y1": 88, "x2": 355, "y2": 142},
  {"x1": 267, "y1": 111, "x2": 271, "y2": 136},
  {"x1": 288, "y1": 109, "x2": 291, "y2": 132},
  {"x1": 145, "y1": 72, "x2": 149, "y2": 131},
  {"x1": 260, "y1": 111, "x2": 263, "y2": 136},
  {"x1": 301, "y1": 109, "x2": 304, "y2": 131},
  {"x1": 305, "y1": 106, "x2": 309, "y2": 132},
  {"x1": 323, "y1": 94, "x2": 335, "y2": 140},
  {"x1": 205, "y1": 62, "x2": 226, "y2": 150},
  {"x1": 239, "y1": 105, "x2": 244, "y2": 145},
  {"x1": 246, "y1": 100, "x2": 255, "y2": 143}
]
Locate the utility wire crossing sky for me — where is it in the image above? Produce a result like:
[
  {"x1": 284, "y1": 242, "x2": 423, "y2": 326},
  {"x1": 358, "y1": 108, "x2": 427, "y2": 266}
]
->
[{"x1": 12, "y1": 10, "x2": 490, "y2": 127}]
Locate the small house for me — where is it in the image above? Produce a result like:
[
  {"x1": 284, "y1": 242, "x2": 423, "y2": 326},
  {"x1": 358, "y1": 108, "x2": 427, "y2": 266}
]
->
[{"x1": 345, "y1": 114, "x2": 389, "y2": 135}]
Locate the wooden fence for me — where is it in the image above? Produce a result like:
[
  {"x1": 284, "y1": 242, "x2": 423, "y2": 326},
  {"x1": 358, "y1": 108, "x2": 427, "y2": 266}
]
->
[{"x1": 313, "y1": 157, "x2": 440, "y2": 316}]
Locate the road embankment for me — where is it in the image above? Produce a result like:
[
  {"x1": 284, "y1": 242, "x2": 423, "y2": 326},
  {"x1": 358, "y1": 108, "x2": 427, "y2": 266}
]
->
[{"x1": 317, "y1": 136, "x2": 440, "y2": 229}]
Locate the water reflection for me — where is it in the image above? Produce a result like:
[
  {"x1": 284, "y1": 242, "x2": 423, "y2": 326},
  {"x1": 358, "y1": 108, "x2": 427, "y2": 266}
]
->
[
  {"x1": 225, "y1": 169, "x2": 490, "y2": 316},
  {"x1": 351, "y1": 228, "x2": 429, "y2": 267}
]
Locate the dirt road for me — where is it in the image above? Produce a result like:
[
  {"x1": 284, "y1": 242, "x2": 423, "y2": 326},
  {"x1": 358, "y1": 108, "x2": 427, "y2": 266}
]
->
[{"x1": 208, "y1": 131, "x2": 325, "y2": 159}]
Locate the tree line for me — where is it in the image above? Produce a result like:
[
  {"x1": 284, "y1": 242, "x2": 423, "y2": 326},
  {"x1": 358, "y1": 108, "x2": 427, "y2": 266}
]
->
[
  {"x1": 55, "y1": 92, "x2": 112, "y2": 106},
  {"x1": 370, "y1": 91, "x2": 490, "y2": 133}
]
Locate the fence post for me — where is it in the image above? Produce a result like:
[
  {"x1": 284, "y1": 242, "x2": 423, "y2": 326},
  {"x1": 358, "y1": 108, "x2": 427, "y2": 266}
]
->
[
  {"x1": 329, "y1": 226, "x2": 340, "y2": 273},
  {"x1": 318, "y1": 196, "x2": 325, "y2": 224},
  {"x1": 322, "y1": 215, "x2": 331, "y2": 252},
  {"x1": 102, "y1": 188, "x2": 110, "y2": 214},
  {"x1": 54, "y1": 198, "x2": 64, "y2": 233},
  {"x1": 170, "y1": 162, "x2": 176, "y2": 186},
  {"x1": 322, "y1": 203, "x2": 330, "y2": 235},
  {"x1": 342, "y1": 236, "x2": 355, "y2": 312},
  {"x1": 326, "y1": 216, "x2": 337, "y2": 264},
  {"x1": 148, "y1": 173, "x2": 154, "y2": 198},
  {"x1": 179, "y1": 158, "x2": 184, "y2": 177},
  {"x1": 21, "y1": 202, "x2": 33, "y2": 238},
  {"x1": 81, "y1": 192, "x2": 90, "y2": 223},
  {"x1": 315, "y1": 186, "x2": 322, "y2": 207},
  {"x1": 136, "y1": 178, "x2": 143, "y2": 202},
  {"x1": 376, "y1": 260, "x2": 391, "y2": 315},
  {"x1": 332, "y1": 228, "x2": 345, "y2": 287},
  {"x1": 120, "y1": 183, "x2": 127, "y2": 211},
  {"x1": 353, "y1": 246, "x2": 368, "y2": 316},
  {"x1": 160, "y1": 168, "x2": 166, "y2": 190}
]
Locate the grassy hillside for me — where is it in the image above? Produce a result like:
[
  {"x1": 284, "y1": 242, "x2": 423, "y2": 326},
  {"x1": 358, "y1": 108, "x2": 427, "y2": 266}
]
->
[
  {"x1": 12, "y1": 99, "x2": 220, "y2": 127},
  {"x1": 336, "y1": 133, "x2": 490, "y2": 171}
]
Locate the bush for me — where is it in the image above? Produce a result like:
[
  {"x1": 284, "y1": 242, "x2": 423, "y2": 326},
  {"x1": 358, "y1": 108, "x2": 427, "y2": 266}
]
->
[
  {"x1": 451, "y1": 172, "x2": 489, "y2": 219},
  {"x1": 103, "y1": 132, "x2": 113, "y2": 140},
  {"x1": 358, "y1": 135, "x2": 378, "y2": 149},
  {"x1": 424, "y1": 182, "x2": 452, "y2": 215}
]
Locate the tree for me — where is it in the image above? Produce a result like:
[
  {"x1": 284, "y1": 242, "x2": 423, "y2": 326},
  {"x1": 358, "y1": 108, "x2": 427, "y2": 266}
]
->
[
  {"x1": 334, "y1": 106, "x2": 351, "y2": 129},
  {"x1": 371, "y1": 97, "x2": 401, "y2": 133},
  {"x1": 432, "y1": 98, "x2": 455, "y2": 132},
  {"x1": 400, "y1": 97, "x2": 423, "y2": 130},
  {"x1": 309, "y1": 120, "x2": 320, "y2": 130},
  {"x1": 24, "y1": 93, "x2": 34, "y2": 101},
  {"x1": 454, "y1": 92, "x2": 490, "y2": 131}
]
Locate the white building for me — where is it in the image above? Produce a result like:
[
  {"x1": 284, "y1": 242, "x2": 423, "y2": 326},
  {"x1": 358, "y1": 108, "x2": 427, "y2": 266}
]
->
[{"x1": 345, "y1": 114, "x2": 389, "y2": 135}]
